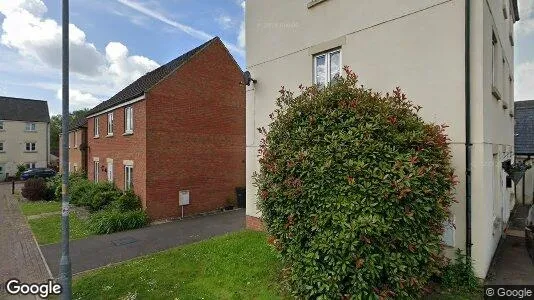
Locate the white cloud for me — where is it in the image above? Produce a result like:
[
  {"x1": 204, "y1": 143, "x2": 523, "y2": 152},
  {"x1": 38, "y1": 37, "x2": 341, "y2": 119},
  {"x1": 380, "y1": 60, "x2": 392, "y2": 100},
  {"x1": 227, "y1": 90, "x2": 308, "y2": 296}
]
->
[
  {"x1": 56, "y1": 88, "x2": 102, "y2": 111},
  {"x1": 237, "y1": 1, "x2": 245, "y2": 49},
  {"x1": 217, "y1": 15, "x2": 234, "y2": 29},
  {"x1": 117, "y1": 0, "x2": 245, "y2": 56},
  {"x1": 517, "y1": 0, "x2": 534, "y2": 36},
  {"x1": 0, "y1": 0, "x2": 160, "y2": 111},
  {"x1": 516, "y1": 61, "x2": 534, "y2": 101}
]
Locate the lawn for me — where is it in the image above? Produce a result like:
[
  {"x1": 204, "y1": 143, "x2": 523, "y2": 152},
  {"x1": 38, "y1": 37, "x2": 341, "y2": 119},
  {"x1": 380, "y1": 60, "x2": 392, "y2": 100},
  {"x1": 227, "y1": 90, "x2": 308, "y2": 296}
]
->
[
  {"x1": 28, "y1": 213, "x2": 92, "y2": 245},
  {"x1": 20, "y1": 201, "x2": 61, "y2": 216},
  {"x1": 73, "y1": 231, "x2": 283, "y2": 300}
]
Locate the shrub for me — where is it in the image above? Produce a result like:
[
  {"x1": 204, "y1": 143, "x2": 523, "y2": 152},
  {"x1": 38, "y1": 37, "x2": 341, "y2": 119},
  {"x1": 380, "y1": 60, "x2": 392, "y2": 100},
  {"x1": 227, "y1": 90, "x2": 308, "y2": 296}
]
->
[
  {"x1": 110, "y1": 190, "x2": 142, "y2": 212},
  {"x1": 16, "y1": 164, "x2": 27, "y2": 179},
  {"x1": 90, "y1": 190, "x2": 121, "y2": 212},
  {"x1": 254, "y1": 68, "x2": 456, "y2": 298},
  {"x1": 69, "y1": 179, "x2": 95, "y2": 207},
  {"x1": 51, "y1": 172, "x2": 88, "y2": 202},
  {"x1": 440, "y1": 249, "x2": 479, "y2": 292},
  {"x1": 21, "y1": 178, "x2": 50, "y2": 201},
  {"x1": 88, "y1": 209, "x2": 149, "y2": 234}
]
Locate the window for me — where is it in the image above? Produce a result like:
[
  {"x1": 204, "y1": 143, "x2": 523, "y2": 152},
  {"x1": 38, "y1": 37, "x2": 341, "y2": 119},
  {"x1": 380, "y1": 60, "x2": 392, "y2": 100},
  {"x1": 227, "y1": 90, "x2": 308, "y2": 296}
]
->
[
  {"x1": 125, "y1": 165, "x2": 133, "y2": 190},
  {"x1": 491, "y1": 31, "x2": 500, "y2": 99},
  {"x1": 25, "y1": 122, "x2": 36, "y2": 132},
  {"x1": 125, "y1": 107, "x2": 134, "y2": 133},
  {"x1": 314, "y1": 49, "x2": 341, "y2": 86},
  {"x1": 107, "y1": 161, "x2": 114, "y2": 183},
  {"x1": 25, "y1": 142, "x2": 36, "y2": 152},
  {"x1": 26, "y1": 162, "x2": 36, "y2": 169},
  {"x1": 107, "y1": 113, "x2": 114, "y2": 135},
  {"x1": 94, "y1": 117, "x2": 100, "y2": 137},
  {"x1": 0, "y1": 141, "x2": 4, "y2": 152},
  {"x1": 94, "y1": 161, "x2": 100, "y2": 182},
  {"x1": 0, "y1": 121, "x2": 4, "y2": 130}
]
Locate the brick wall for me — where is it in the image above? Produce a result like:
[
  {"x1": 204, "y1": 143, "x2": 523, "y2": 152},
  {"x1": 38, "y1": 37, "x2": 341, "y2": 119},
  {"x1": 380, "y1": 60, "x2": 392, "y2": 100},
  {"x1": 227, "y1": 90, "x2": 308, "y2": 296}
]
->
[
  {"x1": 145, "y1": 39, "x2": 246, "y2": 220},
  {"x1": 246, "y1": 215, "x2": 265, "y2": 231},
  {"x1": 87, "y1": 100, "x2": 147, "y2": 208},
  {"x1": 59, "y1": 128, "x2": 87, "y2": 173}
]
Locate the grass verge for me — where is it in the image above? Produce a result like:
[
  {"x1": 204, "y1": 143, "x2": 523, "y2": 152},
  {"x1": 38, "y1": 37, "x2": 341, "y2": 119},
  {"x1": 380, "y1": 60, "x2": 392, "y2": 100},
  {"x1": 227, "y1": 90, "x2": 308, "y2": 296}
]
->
[
  {"x1": 28, "y1": 213, "x2": 92, "y2": 245},
  {"x1": 73, "y1": 230, "x2": 283, "y2": 300},
  {"x1": 20, "y1": 201, "x2": 61, "y2": 216}
]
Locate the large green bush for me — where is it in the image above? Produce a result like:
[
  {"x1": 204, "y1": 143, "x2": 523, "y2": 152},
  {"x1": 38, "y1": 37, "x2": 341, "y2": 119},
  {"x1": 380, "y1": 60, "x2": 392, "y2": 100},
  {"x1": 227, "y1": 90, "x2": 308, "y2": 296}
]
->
[
  {"x1": 110, "y1": 190, "x2": 142, "y2": 212},
  {"x1": 88, "y1": 209, "x2": 149, "y2": 234},
  {"x1": 254, "y1": 68, "x2": 456, "y2": 298}
]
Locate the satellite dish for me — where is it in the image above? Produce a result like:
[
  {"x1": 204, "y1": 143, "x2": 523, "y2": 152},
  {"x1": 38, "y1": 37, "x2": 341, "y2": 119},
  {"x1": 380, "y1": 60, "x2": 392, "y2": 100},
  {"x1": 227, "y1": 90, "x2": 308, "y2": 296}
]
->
[{"x1": 243, "y1": 71, "x2": 257, "y2": 86}]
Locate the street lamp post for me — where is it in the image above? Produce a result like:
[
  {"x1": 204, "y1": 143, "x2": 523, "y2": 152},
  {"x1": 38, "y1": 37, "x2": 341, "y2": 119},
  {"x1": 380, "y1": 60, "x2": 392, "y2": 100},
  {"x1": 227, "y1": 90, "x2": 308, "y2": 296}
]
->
[{"x1": 59, "y1": 0, "x2": 72, "y2": 299}]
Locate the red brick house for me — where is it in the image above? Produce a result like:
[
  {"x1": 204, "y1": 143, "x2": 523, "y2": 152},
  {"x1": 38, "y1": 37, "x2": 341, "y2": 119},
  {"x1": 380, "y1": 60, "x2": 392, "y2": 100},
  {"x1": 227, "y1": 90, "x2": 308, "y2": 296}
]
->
[
  {"x1": 59, "y1": 118, "x2": 88, "y2": 174},
  {"x1": 86, "y1": 37, "x2": 245, "y2": 220}
]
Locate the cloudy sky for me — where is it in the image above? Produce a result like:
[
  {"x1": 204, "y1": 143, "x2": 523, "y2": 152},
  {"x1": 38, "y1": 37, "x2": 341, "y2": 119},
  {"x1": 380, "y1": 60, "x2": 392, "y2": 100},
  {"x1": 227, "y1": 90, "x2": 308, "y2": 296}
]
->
[
  {"x1": 0, "y1": 0, "x2": 533, "y2": 116},
  {"x1": 0, "y1": 0, "x2": 245, "y2": 115}
]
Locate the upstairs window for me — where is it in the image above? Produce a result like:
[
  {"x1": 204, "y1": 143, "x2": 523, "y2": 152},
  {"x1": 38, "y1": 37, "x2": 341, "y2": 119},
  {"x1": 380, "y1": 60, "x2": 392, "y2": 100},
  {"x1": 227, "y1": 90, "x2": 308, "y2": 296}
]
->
[
  {"x1": 0, "y1": 121, "x2": 4, "y2": 130},
  {"x1": 125, "y1": 106, "x2": 134, "y2": 134},
  {"x1": 73, "y1": 131, "x2": 77, "y2": 148},
  {"x1": 94, "y1": 117, "x2": 100, "y2": 137},
  {"x1": 0, "y1": 141, "x2": 4, "y2": 152},
  {"x1": 25, "y1": 122, "x2": 36, "y2": 132},
  {"x1": 107, "y1": 112, "x2": 114, "y2": 136},
  {"x1": 25, "y1": 142, "x2": 36, "y2": 152},
  {"x1": 314, "y1": 49, "x2": 341, "y2": 86}
]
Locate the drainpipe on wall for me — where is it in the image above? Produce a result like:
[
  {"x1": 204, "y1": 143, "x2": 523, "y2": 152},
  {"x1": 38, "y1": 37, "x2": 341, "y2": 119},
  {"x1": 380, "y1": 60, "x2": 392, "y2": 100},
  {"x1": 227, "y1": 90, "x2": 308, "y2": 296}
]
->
[{"x1": 465, "y1": 0, "x2": 473, "y2": 258}]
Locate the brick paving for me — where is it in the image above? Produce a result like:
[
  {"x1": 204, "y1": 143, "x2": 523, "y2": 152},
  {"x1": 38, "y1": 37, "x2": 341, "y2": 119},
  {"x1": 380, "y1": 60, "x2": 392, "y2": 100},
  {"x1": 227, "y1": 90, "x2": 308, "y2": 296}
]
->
[{"x1": 0, "y1": 183, "x2": 51, "y2": 298}]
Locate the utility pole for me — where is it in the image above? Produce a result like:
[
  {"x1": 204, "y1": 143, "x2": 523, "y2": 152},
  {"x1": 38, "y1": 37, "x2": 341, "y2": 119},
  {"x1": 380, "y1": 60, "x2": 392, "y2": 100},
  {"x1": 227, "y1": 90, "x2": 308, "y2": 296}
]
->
[{"x1": 59, "y1": 0, "x2": 72, "y2": 299}]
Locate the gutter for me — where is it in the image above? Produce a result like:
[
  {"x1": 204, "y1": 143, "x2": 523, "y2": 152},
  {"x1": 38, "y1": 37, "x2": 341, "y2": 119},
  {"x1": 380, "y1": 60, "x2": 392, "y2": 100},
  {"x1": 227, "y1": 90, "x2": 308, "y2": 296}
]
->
[{"x1": 465, "y1": 0, "x2": 473, "y2": 258}]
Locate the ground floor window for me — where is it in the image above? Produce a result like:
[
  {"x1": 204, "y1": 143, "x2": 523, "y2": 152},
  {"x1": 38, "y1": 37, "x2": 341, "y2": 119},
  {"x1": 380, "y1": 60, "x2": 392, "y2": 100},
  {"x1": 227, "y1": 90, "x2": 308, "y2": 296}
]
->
[
  {"x1": 94, "y1": 161, "x2": 100, "y2": 182},
  {"x1": 108, "y1": 161, "x2": 114, "y2": 183},
  {"x1": 26, "y1": 162, "x2": 36, "y2": 169},
  {"x1": 125, "y1": 165, "x2": 133, "y2": 190}
]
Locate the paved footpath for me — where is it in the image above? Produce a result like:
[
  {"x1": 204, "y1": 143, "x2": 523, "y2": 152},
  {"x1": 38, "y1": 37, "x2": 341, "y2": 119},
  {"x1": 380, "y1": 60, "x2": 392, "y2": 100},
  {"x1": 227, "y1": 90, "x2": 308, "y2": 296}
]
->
[
  {"x1": 0, "y1": 183, "x2": 51, "y2": 299},
  {"x1": 42, "y1": 209, "x2": 245, "y2": 277}
]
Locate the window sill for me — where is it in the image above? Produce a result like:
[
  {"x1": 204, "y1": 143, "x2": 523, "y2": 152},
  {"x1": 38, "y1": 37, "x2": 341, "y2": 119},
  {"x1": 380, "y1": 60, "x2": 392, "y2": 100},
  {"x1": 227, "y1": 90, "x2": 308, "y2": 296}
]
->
[
  {"x1": 24, "y1": 130, "x2": 37, "y2": 133},
  {"x1": 106, "y1": 134, "x2": 114, "y2": 138},
  {"x1": 492, "y1": 86, "x2": 502, "y2": 100},
  {"x1": 94, "y1": 136, "x2": 100, "y2": 139},
  {"x1": 0, "y1": 151, "x2": 5, "y2": 153},
  {"x1": 307, "y1": 0, "x2": 328, "y2": 8},
  {"x1": 24, "y1": 151, "x2": 37, "y2": 153},
  {"x1": 123, "y1": 132, "x2": 134, "y2": 136}
]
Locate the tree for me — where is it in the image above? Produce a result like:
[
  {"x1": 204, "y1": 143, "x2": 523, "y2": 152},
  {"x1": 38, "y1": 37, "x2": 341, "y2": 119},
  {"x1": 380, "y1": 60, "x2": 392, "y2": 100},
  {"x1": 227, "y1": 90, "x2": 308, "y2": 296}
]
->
[{"x1": 254, "y1": 68, "x2": 456, "y2": 298}]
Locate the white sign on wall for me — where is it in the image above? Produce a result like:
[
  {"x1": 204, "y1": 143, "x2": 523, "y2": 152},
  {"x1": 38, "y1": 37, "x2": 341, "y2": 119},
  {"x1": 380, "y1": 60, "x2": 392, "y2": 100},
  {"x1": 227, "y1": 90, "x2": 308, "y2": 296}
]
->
[{"x1": 179, "y1": 190, "x2": 190, "y2": 206}]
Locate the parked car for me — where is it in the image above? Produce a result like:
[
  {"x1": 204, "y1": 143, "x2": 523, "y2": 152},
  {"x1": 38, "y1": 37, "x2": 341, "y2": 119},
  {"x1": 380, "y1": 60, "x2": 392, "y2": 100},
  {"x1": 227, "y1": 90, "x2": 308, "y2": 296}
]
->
[{"x1": 20, "y1": 168, "x2": 56, "y2": 180}]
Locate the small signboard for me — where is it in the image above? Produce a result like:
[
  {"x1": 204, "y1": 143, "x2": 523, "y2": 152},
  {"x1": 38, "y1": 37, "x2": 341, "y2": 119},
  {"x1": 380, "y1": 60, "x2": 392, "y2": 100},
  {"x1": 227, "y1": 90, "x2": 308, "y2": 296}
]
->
[{"x1": 179, "y1": 190, "x2": 190, "y2": 206}]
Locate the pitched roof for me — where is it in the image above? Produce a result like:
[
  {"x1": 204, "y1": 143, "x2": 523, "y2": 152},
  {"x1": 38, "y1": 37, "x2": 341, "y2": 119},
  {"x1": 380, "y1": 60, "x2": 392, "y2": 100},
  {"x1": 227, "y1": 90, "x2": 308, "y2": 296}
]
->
[
  {"x1": 69, "y1": 117, "x2": 88, "y2": 132},
  {"x1": 515, "y1": 100, "x2": 534, "y2": 155},
  {"x1": 86, "y1": 37, "x2": 219, "y2": 116},
  {"x1": 0, "y1": 96, "x2": 50, "y2": 122}
]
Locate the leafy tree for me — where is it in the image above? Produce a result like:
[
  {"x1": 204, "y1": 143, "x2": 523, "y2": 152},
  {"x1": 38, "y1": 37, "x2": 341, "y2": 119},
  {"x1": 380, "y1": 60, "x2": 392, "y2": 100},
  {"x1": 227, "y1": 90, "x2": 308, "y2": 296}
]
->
[{"x1": 254, "y1": 67, "x2": 456, "y2": 298}]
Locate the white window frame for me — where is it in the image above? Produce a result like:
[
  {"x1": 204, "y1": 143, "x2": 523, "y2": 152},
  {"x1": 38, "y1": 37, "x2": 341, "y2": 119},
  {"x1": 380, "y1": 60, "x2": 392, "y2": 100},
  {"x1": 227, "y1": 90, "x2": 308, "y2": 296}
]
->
[
  {"x1": 125, "y1": 106, "x2": 134, "y2": 134},
  {"x1": 107, "y1": 112, "x2": 114, "y2": 136},
  {"x1": 27, "y1": 162, "x2": 36, "y2": 169},
  {"x1": 94, "y1": 117, "x2": 100, "y2": 137},
  {"x1": 25, "y1": 142, "x2": 36, "y2": 152},
  {"x1": 25, "y1": 122, "x2": 36, "y2": 132},
  {"x1": 0, "y1": 121, "x2": 4, "y2": 130},
  {"x1": 313, "y1": 48, "x2": 342, "y2": 86},
  {"x1": 107, "y1": 161, "x2": 114, "y2": 183},
  {"x1": 124, "y1": 165, "x2": 133, "y2": 190},
  {"x1": 94, "y1": 161, "x2": 100, "y2": 182}
]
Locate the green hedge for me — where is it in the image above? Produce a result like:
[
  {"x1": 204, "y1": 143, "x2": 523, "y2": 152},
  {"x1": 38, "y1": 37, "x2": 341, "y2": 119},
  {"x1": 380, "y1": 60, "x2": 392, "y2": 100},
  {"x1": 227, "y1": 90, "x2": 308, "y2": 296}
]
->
[
  {"x1": 254, "y1": 68, "x2": 456, "y2": 298},
  {"x1": 88, "y1": 209, "x2": 149, "y2": 234}
]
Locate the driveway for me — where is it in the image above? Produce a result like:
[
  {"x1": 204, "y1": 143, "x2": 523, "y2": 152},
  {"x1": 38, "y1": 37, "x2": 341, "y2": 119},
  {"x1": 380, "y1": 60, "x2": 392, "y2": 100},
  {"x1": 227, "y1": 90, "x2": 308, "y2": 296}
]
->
[
  {"x1": 0, "y1": 182, "x2": 51, "y2": 298},
  {"x1": 41, "y1": 209, "x2": 245, "y2": 277}
]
